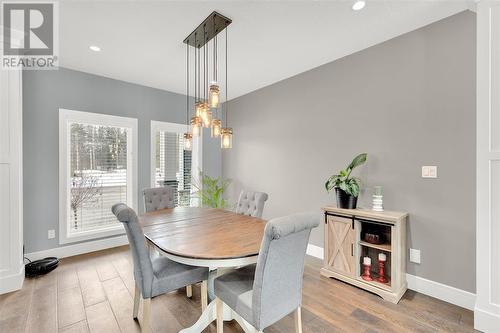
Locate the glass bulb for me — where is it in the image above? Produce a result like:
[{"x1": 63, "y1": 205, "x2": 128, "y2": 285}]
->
[
  {"x1": 198, "y1": 102, "x2": 209, "y2": 123},
  {"x1": 221, "y1": 127, "x2": 233, "y2": 149},
  {"x1": 195, "y1": 101, "x2": 204, "y2": 117},
  {"x1": 190, "y1": 116, "x2": 202, "y2": 137},
  {"x1": 211, "y1": 119, "x2": 222, "y2": 137},
  {"x1": 183, "y1": 133, "x2": 192, "y2": 151},
  {"x1": 203, "y1": 110, "x2": 212, "y2": 128},
  {"x1": 209, "y1": 84, "x2": 220, "y2": 108}
]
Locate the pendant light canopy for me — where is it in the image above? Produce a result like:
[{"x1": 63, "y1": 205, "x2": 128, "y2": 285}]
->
[{"x1": 183, "y1": 11, "x2": 232, "y2": 149}]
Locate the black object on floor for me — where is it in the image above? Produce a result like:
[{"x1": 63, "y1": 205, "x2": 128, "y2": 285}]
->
[{"x1": 25, "y1": 257, "x2": 59, "y2": 277}]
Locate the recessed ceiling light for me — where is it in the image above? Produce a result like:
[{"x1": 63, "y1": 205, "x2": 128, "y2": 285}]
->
[
  {"x1": 352, "y1": 1, "x2": 366, "y2": 11},
  {"x1": 89, "y1": 45, "x2": 101, "y2": 52}
]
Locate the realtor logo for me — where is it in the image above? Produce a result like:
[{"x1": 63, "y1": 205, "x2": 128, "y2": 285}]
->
[{"x1": 2, "y1": 1, "x2": 59, "y2": 69}]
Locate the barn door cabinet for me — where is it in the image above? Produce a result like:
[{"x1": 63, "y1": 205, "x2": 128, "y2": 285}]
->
[{"x1": 321, "y1": 207, "x2": 408, "y2": 303}]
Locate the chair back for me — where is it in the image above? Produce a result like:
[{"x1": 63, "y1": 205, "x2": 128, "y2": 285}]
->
[
  {"x1": 235, "y1": 190, "x2": 268, "y2": 218},
  {"x1": 143, "y1": 186, "x2": 174, "y2": 212},
  {"x1": 112, "y1": 203, "x2": 154, "y2": 298},
  {"x1": 252, "y1": 212, "x2": 319, "y2": 329}
]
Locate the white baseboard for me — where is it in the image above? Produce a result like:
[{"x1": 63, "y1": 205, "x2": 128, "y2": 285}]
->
[
  {"x1": 306, "y1": 244, "x2": 324, "y2": 260},
  {"x1": 474, "y1": 306, "x2": 500, "y2": 332},
  {"x1": 306, "y1": 243, "x2": 476, "y2": 311},
  {"x1": 25, "y1": 235, "x2": 129, "y2": 261},
  {"x1": 406, "y1": 273, "x2": 476, "y2": 311},
  {"x1": 0, "y1": 266, "x2": 25, "y2": 294}
]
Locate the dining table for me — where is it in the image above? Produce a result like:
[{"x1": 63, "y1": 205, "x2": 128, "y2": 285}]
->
[{"x1": 139, "y1": 206, "x2": 266, "y2": 333}]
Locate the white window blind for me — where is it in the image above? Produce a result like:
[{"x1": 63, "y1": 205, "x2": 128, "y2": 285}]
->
[
  {"x1": 69, "y1": 123, "x2": 129, "y2": 233},
  {"x1": 155, "y1": 131, "x2": 192, "y2": 206}
]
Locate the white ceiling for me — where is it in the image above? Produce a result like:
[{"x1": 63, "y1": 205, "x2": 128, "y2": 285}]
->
[{"x1": 59, "y1": 0, "x2": 471, "y2": 100}]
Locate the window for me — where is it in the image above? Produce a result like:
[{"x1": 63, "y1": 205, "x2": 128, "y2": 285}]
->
[
  {"x1": 59, "y1": 109, "x2": 137, "y2": 244},
  {"x1": 150, "y1": 121, "x2": 202, "y2": 207}
]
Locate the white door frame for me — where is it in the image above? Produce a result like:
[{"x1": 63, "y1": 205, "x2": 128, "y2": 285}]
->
[
  {"x1": 0, "y1": 35, "x2": 24, "y2": 294},
  {"x1": 476, "y1": 1, "x2": 500, "y2": 331}
]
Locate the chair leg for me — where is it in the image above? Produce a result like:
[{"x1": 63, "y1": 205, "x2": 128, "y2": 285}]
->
[
  {"x1": 294, "y1": 306, "x2": 302, "y2": 333},
  {"x1": 201, "y1": 280, "x2": 208, "y2": 311},
  {"x1": 216, "y1": 297, "x2": 223, "y2": 333},
  {"x1": 133, "y1": 284, "x2": 140, "y2": 319},
  {"x1": 186, "y1": 284, "x2": 193, "y2": 298},
  {"x1": 142, "y1": 298, "x2": 151, "y2": 333}
]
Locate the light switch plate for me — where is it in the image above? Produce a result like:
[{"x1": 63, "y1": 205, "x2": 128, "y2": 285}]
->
[
  {"x1": 422, "y1": 166, "x2": 437, "y2": 178},
  {"x1": 48, "y1": 229, "x2": 56, "y2": 239},
  {"x1": 410, "y1": 248, "x2": 421, "y2": 264}
]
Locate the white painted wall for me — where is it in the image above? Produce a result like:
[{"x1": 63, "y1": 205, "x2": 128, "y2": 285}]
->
[
  {"x1": 0, "y1": 41, "x2": 24, "y2": 294},
  {"x1": 476, "y1": 1, "x2": 500, "y2": 331}
]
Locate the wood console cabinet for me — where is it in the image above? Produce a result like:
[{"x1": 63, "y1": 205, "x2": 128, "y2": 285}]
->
[{"x1": 321, "y1": 207, "x2": 408, "y2": 303}]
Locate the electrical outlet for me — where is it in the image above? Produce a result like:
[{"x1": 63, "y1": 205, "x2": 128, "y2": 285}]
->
[
  {"x1": 422, "y1": 166, "x2": 438, "y2": 178},
  {"x1": 48, "y1": 229, "x2": 56, "y2": 239},
  {"x1": 409, "y1": 248, "x2": 421, "y2": 264}
]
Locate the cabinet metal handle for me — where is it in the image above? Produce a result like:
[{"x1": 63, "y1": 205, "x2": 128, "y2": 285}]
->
[{"x1": 351, "y1": 243, "x2": 354, "y2": 256}]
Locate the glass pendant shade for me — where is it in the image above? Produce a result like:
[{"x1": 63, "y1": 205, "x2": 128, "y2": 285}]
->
[
  {"x1": 183, "y1": 133, "x2": 193, "y2": 150},
  {"x1": 194, "y1": 102, "x2": 202, "y2": 117},
  {"x1": 211, "y1": 119, "x2": 222, "y2": 137},
  {"x1": 221, "y1": 127, "x2": 233, "y2": 149},
  {"x1": 209, "y1": 84, "x2": 220, "y2": 108},
  {"x1": 202, "y1": 110, "x2": 212, "y2": 128},
  {"x1": 190, "y1": 116, "x2": 202, "y2": 137}
]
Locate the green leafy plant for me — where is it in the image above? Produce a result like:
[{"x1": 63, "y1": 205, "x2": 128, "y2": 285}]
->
[
  {"x1": 325, "y1": 153, "x2": 367, "y2": 197},
  {"x1": 191, "y1": 171, "x2": 231, "y2": 208}
]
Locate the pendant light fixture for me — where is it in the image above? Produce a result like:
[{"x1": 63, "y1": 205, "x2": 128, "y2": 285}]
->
[
  {"x1": 209, "y1": 16, "x2": 220, "y2": 108},
  {"x1": 183, "y1": 12, "x2": 232, "y2": 147},
  {"x1": 183, "y1": 37, "x2": 192, "y2": 151},
  {"x1": 221, "y1": 27, "x2": 232, "y2": 149}
]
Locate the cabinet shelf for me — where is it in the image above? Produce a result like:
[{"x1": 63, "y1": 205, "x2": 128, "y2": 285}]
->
[
  {"x1": 359, "y1": 241, "x2": 391, "y2": 252},
  {"x1": 357, "y1": 275, "x2": 392, "y2": 291}
]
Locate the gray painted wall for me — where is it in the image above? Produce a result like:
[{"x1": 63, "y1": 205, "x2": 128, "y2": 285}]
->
[
  {"x1": 23, "y1": 67, "x2": 221, "y2": 253},
  {"x1": 222, "y1": 11, "x2": 476, "y2": 292}
]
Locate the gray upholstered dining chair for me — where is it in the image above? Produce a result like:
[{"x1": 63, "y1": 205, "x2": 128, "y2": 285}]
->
[
  {"x1": 214, "y1": 212, "x2": 319, "y2": 333},
  {"x1": 143, "y1": 186, "x2": 175, "y2": 212},
  {"x1": 112, "y1": 203, "x2": 208, "y2": 333},
  {"x1": 235, "y1": 190, "x2": 269, "y2": 218}
]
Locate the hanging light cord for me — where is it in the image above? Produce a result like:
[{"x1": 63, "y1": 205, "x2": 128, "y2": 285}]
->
[
  {"x1": 225, "y1": 27, "x2": 228, "y2": 127},
  {"x1": 186, "y1": 40, "x2": 189, "y2": 126}
]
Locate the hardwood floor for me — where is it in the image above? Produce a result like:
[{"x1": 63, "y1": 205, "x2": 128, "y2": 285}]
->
[{"x1": 0, "y1": 246, "x2": 476, "y2": 333}]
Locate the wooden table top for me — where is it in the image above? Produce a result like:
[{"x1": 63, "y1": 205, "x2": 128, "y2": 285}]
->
[{"x1": 140, "y1": 207, "x2": 266, "y2": 260}]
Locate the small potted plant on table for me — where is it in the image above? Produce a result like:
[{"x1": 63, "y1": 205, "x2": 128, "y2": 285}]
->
[{"x1": 325, "y1": 153, "x2": 367, "y2": 209}]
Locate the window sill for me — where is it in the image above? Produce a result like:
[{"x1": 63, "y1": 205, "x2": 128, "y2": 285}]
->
[{"x1": 59, "y1": 224, "x2": 125, "y2": 245}]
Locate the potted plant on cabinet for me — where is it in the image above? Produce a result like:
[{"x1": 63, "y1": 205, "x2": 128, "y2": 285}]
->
[{"x1": 325, "y1": 153, "x2": 367, "y2": 209}]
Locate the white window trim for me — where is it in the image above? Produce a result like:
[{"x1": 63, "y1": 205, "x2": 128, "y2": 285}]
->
[
  {"x1": 58, "y1": 109, "x2": 138, "y2": 244},
  {"x1": 150, "y1": 120, "x2": 202, "y2": 189}
]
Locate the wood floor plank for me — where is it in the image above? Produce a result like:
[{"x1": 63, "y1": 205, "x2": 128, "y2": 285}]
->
[
  {"x1": 26, "y1": 284, "x2": 57, "y2": 333},
  {"x1": 58, "y1": 286, "x2": 86, "y2": 328},
  {"x1": 77, "y1": 265, "x2": 107, "y2": 307},
  {"x1": 85, "y1": 301, "x2": 121, "y2": 333},
  {"x1": 59, "y1": 320, "x2": 90, "y2": 333},
  {"x1": 95, "y1": 259, "x2": 119, "y2": 281},
  {"x1": 0, "y1": 278, "x2": 34, "y2": 332},
  {"x1": 102, "y1": 277, "x2": 141, "y2": 333},
  {"x1": 58, "y1": 267, "x2": 80, "y2": 291}
]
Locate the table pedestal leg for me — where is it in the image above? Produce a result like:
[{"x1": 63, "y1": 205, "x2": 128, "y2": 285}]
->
[{"x1": 179, "y1": 267, "x2": 257, "y2": 333}]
